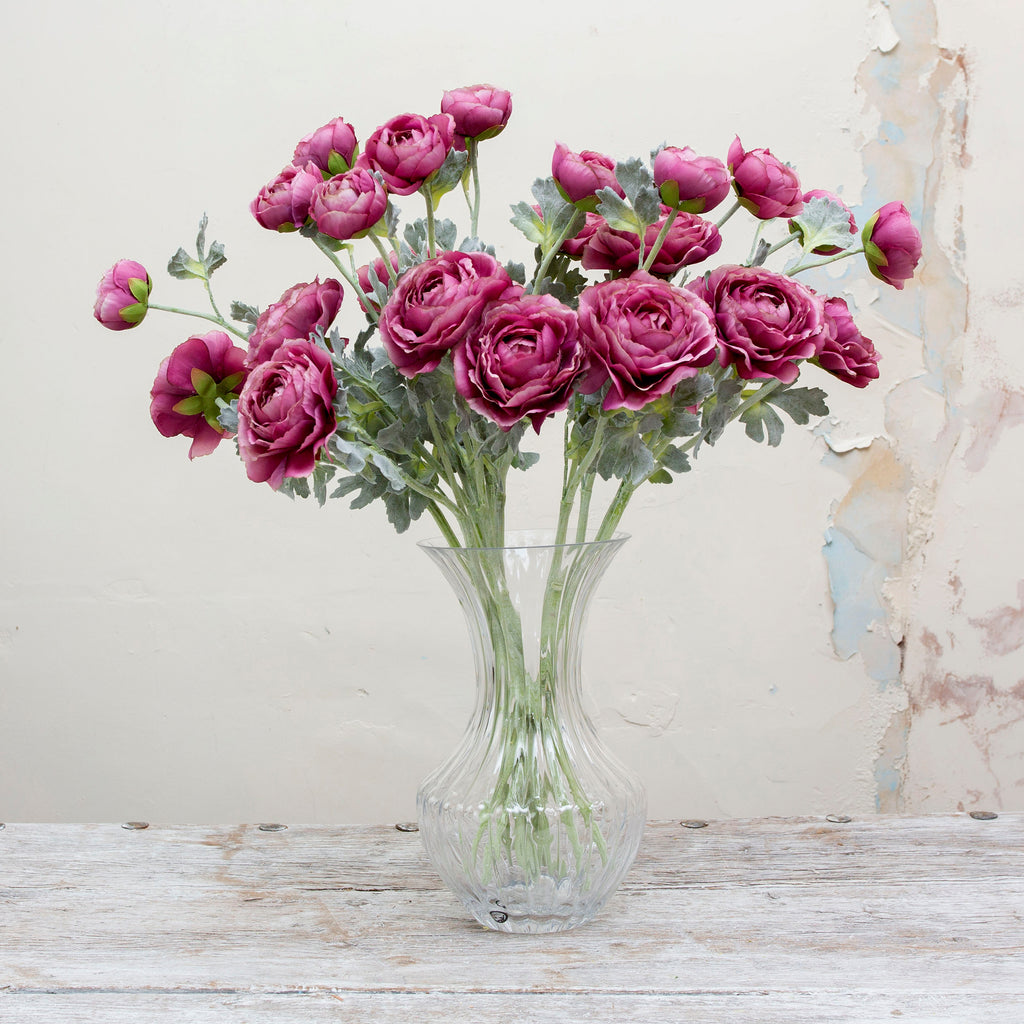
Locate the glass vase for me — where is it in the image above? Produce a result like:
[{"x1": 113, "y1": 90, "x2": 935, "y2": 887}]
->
[{"x1": 416, "y1": 531, "x2": 647, "y2": 933}]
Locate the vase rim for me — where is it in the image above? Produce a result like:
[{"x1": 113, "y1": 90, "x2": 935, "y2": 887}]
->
[{"x1": 418, "y1": 530, "x2": 630, "y2": 553}]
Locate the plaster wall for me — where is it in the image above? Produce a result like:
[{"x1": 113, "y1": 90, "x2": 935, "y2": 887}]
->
[{"x1": 0, "y1": 0, "x2": 1018, "y2": 822}]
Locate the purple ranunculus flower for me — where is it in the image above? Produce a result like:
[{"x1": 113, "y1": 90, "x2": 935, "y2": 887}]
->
[
  {"x1": 816, "y1": 296, "x2": 880, "y2": 387},
  {"x1": 149, "y1": 331, "x2": 249, "y2": 459},
  {"x1": 94, "y1": 259, "x2": 151, "y2": 330},
  {"x1": 653, "y1": 146, "x2": 731, "y2": 214},
  {"x1": 453, "y1": 293, "x2": 585, "y2": 432},
  {"x1": 862, "y1": 201, "x2": 922, "y2": 290},
  {"x1": 363, "y1": 112, "x2": 454, "y2": 196},
  {"x1": 310, "y1": 168, "x2": 388, "y2": 241},
  {"x1": 551, "y1": 144, "x2": 623, "y2": 206},
  {"x1": 727, "y1": 137, "x2": 804, "y2": 220},
  {"x1": 691, "y1": 264, "x2": 828, "y2": 384},
  {"x1": 236, "y1": 340, "x2": 338, "y2": 490},
  {"x1": 582, "y1": 206, "x2": 722, "y2": 277},
  {"x1": 577, "y1": 273, "x2": 719, "y2": 412},
  {"x1": 789, "y1": 189, "x2": 857, "y2": 255},
  {"x1": 292, "y1": 117, "x2": 358, "y2": 176},
  {"x1": 379, "y1": 251, "x2": 519, "y2": 377},
  {"x1": 560, "y1": 211, "x2": 602, "y2": 259},
  {"x1": 441, "y1": 85, "x2": 512, "y2": 149},
  {"x1": 246, "y1": 278, "x2": 343, "y2": 366},
  {"x1": 250, "y1": 162, "x2": 323, "y2": 232}
]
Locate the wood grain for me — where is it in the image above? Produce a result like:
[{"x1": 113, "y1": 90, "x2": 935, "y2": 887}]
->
[{"x1": 1, "y1": 816, "x2": 1021, "y2": 1023}]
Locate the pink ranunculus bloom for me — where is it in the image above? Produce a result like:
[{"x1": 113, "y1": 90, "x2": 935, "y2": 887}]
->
[
  {"x1": 441, "y1": 85, "x2": 512, "y2": 150},
  {"x1": 379, "y1": 251, "x2": 520, "y2": 377},
  {"x1": 816, "y1": 296, "x2": 880, "y2": 387},
  {"x1": 690, "y1": 264, "x2": 828, "y2": 384},
  {"x1": 310, "y1": 168, "x2": 388, "y2": 241},
  {"x1": 577, "y1": 273, "x2": 719, "y2": 412},
  {"x1": 582, "y1": 206, "x2": 722, "y2": 277},
  {"x1": 94, "y1": 259, "x2": 152, "y2": 331},
  {"x1": 292, "y1": 117, "x2": 358, "y2": 176},
  {"x1": 653, "y1": 146, "x2": 731, "y2": 214},
  {"x1": 862, "y1": 201, "x2": 922, "y2": 290},
  {"x1": 364, "y1": 112, "x2": 455, "y2": 196},
  {"x1": 551, "y1": 144, "x2": 623, "y2": 206},
  {"x1": 357, "y1": 251, "x2": 402, "y2": 315},
  {"x1": 789, "y1": 189, "x2": 857, "y2": 255},
  {"x1": 246, "y1": 278, "x2": 343, "y2": 366},
  {"x1": 453, "y1": 294, "x2": 585, "y2": 432},
  {"x1": 250, "y1": 162, "x2": 323, "y2": 232},
  {"x1": 727, "y1": 137, "x2": 804, "y2": 220},
  {"x1": 236, "y1": 340, "x2": 338, "y2": 490},
  {"x1": 149, "y1": 331, "x2": 249, "y2": 459}
]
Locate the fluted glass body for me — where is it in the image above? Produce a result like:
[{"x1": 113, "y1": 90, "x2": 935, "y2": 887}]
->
[{"x1": 417, "y1": 531, "x2": 646, "y2": 933}]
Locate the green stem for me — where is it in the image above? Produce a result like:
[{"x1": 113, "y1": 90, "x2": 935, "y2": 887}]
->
[
  {"x1": 311, "y1": 236, "x2": 378, "y2": 324},
  {"x1": 641, "y1": 207, "x2": 680, "y2": 273},
  {"x1": 424, "y1": 192, "x2": 437, "y2": 258},
  {"x1": 761, "y1": 229, "x2": 801, "y2": 261},
  {"x1": 147, "y1": 303, "x2": 248, "y2": 341},
  {"x1": 787, "y1": 245, "x2": 865, "y2": 276},
  {"x1": 368, "y1": 233, "x2": 397, "y2": 282},
  {"x1": 467, "y1": 138, "x2": 482, "y2": 239},
  {"x1": 530, "y1": 211, "x2": 583, "y2": 295},
  {"x1": 716, "y1": 199, "x2": 742, "y2": 229}
]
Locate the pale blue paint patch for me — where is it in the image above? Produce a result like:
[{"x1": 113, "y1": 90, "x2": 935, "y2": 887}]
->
[
  {"x1": 877, "y1": 120, "x2": 906, "y2": 145},
  {"x1": 822, "y1": 527, "x2": 888, "y2": 661},
  {"x1": 874, "y1": 764, "x2": 904, "y2": 811}
]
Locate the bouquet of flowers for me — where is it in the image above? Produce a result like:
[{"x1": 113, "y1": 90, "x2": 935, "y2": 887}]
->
[
  {"x1": 94, "y1": 85, "x2": 922, "y2": 932},
  {"x1": 95, "y1": 85, "x2": 920, "y2": 552}
]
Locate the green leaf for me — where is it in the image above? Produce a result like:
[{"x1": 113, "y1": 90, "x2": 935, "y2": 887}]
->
[
  {"x1": 435, "y1": 218, "x2": 458, "y2": 252},
  {"x1": 740, "y1": 401, "x2": 785, "y2": 446},
  {"x1": 614, "y1": 158, "x2": 661, "y2": 227},
  {"x1": 330, "y1": 476, "x2": 364, "y2": 500},
  {"x1": 426, "y1": 148, "x2": 469, "y2": 203},
  {"x1": 370, "y1": 451, "x2": 406, "y2": 492},
  {"x1": 531, "y1": 177, "x2": 583, "y2": 243},
  {"x1": 190, "y1": 368, "x2": 217, "y2": 399},
  {"x1": 375, "y1": 420, "x2": 413, "y2": 455},
  {"x1": 127, "y1": 276, "x2": 150, "y2": 303},
  {"x1": 596, "y1": 430, "x2": 656, "y2": 486},
  {"x1": 660, "y1": 444, "x2": 691, "y2": 473},
  {"x1": 172, "y1": 395, "x2": 204, "y2": 416},
  {"x1": 701, "y1": 378, "x2": 743, "y2": 448},
  {"x1": 789, "y1": 196, "x2": 857, "y2": 254},
  {"x1": 205, "y1": 239, "x2": 227, "y2": 276},
  {"x1": 167, "y1": 247, "x2": 207, "y2": 281},
  {"x1": 312, "y1": 463, "x2": 336, "y2": 507},
  {"x1": 510, "y1": 201, "x2": 545, "y2": 246},
  {"x1": 230, "y1": 301, "x2": 260, "y2": 325},
  {"x1": 595, "y1": 188, "x2": 641, "y2": 234},
  {"x1": 196, "y1": 214, "x2": 209, "y2": 259},
  {"x1": 767, "y1": 385, "x2": 830, "y2": 424},
  {"x1": 648, "y1": 468, "x2": 673, "y2": 484},
  {"x1": 383, "y1": 491, "x2": 411, "y2": 533}
]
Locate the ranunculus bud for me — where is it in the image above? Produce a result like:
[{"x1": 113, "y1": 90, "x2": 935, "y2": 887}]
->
[
  {"x1": 727, "y1": 137, "x2": 804, "y2": 220},
  {"x1": 237, "y1": 340, "x2": 338, "y2": 490},
  {"x1": 364, "y1": 112, "x2": 455, "y2": 196},
  {"x1": 551, "y1": 144, "x2": 623, "y2": 207},
  {"x1": 94, "y1": 260, "x2": 152, "y2": 330},
  {"x1": 441, "y1": 85, "x2": 512, "y2": 150},
  {"x1": 653, "y1": 146, "x2": 731, "y2": 213},
  {"x1": 788, "y1": 190, "x2": 857, "y2": 255},
  {"x1": 250, "y1": 162, "x2": 322, "y2": 232},
  {"x1": 379, "y1": 251, "x2": 519, "y2": 377},
  {"x1": 454, "y1": 294, "x2": 585, "y2": 432},
  {"x1": 577, "y1": 274, "x2": 719, "y2": 412},
  {"x1": 861, "y1": 201, "x2": 922, "y2": 290},
  {"x1": 246, "y1": 278, "x2": 343, "y2": 366},
  {"x1": 690, "y1": 265, "x2": 827, "y2": 384},
  {"x1": 582, "y1": 206, "x2": 722, "y2": 277},
  {"x1": 149, "y1": 331, "x2": 249, "y2": 459},
  {"x1": 293, "y1": 117, "x2": 358, "y2": 176},
  {"x1": 816, "y1": 296, "x2": 880, "y2": 387},
  {"x1": 310, "y1": 168, "x2": 388, "y2": 241}
]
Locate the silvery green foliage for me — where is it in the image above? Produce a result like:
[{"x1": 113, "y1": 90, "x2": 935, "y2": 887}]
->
[
  {"x1": 230, "y1": 301, "x2": 260, "y2": 326},
  {"x1": 168, "y1": 215, "x2": 227, "y2": 281},
  {"x1": 594, "y1": 159, "x2": 661, "y2": 236},
  {"x1": 425, "y1": 148, "x2": 470, "y2": 204},
  {"x1": 510, "y1": 178, "x2": 584, "y2": 253},
  {"x1": 740, "y1": 384, "x2": 829, "y2": 447}
]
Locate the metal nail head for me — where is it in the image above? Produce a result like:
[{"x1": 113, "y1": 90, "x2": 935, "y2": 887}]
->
[
  {"x1": 257, "y1": 823, "x2": 288, "y2": 832},
  {"x1": 969, "y1": 810, "x2": 998, "y2": 821},
  {"x1": 395, "y1": 822, "x2": 419, "y2": 832},
  {"x1": 121, "y1": 821, "x2": 149, "y2": 830},
  {"x1": 826, "y1": 814, "x2": 852, "y2": 824},
  {"x1": 681, "y1": 819, "x2": 709, "y2": 829}
]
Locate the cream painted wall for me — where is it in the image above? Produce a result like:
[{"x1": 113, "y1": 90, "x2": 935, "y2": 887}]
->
[{"x1": 1, "y1": 0, "x2": 1018, "y2": 823}]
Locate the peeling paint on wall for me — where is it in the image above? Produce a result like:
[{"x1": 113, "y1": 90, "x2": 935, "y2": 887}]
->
[{"x1": 827, "y1": 0, "x2": 969, "y2": 811}]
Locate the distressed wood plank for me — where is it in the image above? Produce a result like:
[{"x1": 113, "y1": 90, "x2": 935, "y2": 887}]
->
[{"x1": 1, "y1": 817, "x2": 1022, "y2": 1023}]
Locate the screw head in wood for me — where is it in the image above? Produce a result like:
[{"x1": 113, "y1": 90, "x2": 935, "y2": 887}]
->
[
  {"x1": 121, "y1": 821, "x2": 149, "y2": 830},
  {"x1": 395, "y1": 822, "x2": 419, "y2": 832},
  {"x1": 826, "y1": 814, "x2": 852, "y2": 823},
  {"x1": 257, "y1": 823, "x2": 288, "y2": 832},
  {"x1": 969, "y1": 810, "x2": 998, "y2": 820},
  {"x1": 681, "y1": 819, "x2": 708, "y2": 829}
]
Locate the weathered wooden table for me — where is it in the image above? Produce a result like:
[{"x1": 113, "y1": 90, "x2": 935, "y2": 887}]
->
[{"x1": 1, "y1": 815, "x2": 1021, "y2": 1022}]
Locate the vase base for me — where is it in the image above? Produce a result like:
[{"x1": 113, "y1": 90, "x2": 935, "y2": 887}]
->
[{"x1": 471, "y1": 904, "x2": 598, "y2": 934}]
